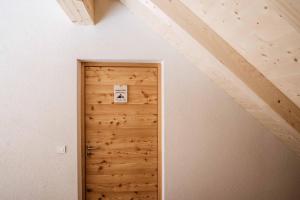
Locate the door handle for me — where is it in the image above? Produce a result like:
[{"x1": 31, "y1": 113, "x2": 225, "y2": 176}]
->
[
  {"x1": 86, "y1": 146, "x2": 97, "y2": 150},
  {"x1": 86, "y1": 146, "x2": 98, "y2": 150},
  {"x1": 85, "y1": 146, "x2": 97, "y2": 157}
]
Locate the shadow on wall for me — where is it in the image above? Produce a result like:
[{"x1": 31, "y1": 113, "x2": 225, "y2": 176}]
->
[{"x1": 94, "y1": 0, "x2": 117, "y2": 24}]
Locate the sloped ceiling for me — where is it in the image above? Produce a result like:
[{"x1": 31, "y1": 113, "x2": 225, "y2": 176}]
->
[
  {"x1": 120, "y1": 0, "x2": 300, "y2": 154},
  {"x1": 182, "y1": 0, "x2": 300, "y2": 108}
]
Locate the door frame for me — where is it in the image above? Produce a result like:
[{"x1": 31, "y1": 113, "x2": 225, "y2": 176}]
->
[{"x1": 77, "y1": 60, "x2": 162, "y2": 200}]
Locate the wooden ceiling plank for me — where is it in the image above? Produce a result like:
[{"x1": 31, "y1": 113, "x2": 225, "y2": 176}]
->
[
  {"x1": 267, "y1": 0, "x2": 300, "y2": 33},
  {"x1": 150, "y1": 0, "x2": 300, "y2": 133},
  {"x1": 121, "y1": 0, "x2": 300, "y2": 154}
]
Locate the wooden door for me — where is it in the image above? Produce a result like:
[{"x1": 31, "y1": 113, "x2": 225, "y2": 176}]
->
[{"x1": 78, "y1": 62, "x2": 161, "y2": 200}]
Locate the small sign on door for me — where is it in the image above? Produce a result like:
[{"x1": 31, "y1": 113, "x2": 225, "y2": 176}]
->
[{"x1": 114, "y1": 85, "x2": 128, "y2": 103}]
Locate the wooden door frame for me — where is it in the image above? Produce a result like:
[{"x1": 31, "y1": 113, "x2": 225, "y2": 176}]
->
[{"x1": 77, "y1": 60, "x2": 162, "y2": 200}]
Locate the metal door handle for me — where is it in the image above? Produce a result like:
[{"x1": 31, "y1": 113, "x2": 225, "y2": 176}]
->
[{"x1": 86, "y1": 146, "x2": 97, "y2": 150}]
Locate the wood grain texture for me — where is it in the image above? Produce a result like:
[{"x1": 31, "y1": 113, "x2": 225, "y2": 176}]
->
[
  {"x1": 85, "y1": 67, "x2": 157, "y2": 86},
  {"x1": 150, "y1": 0, "x2": 300, "y2": 134},
  {"x1": 85, "y1": 85, "x2": 158, "y2": 105},
  {"x1": 267, "y1": 0, "x2": 300, "y2": 33},
  {"x1": 86, "y1": 114, "x2": 158, "y2": 129},
  {"x1": 86, "y1": 157, "x2": 158, "y2": 175},
  {"x1": 177, "y1": 0, "x2": 300, "y2": 107},
  {"x1": 81, "y1": 62, "x2": 161, "y2": 200},
  {"x1": 86, "y1": 191, "x2": 156, "y2": 200},
  {"x1": 57, "y1": 0, "x2": 94, "y2": 25},
  {"x1": 86, "y1": 104, "x2": 157, "y2": 115},
  {"x1": 78, "y1": 61, "x2": 86, "y2": 200},
  {"x1": 121, "y1": 0, "x2": 300, "y2": 155}
]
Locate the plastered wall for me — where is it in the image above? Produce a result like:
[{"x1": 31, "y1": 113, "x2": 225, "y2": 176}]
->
[{"x1": 0, "y1": 1, "x2": 300, "y2": 200}]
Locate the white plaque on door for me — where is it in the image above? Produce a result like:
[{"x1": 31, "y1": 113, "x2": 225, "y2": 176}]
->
[{"x1": 114, "y1": 85, "x2": 128, "y2": 103}]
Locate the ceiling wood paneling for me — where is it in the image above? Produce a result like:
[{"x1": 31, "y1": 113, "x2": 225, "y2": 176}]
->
[{"x1": 121, "y1": 0, "x2": 300, "y2": 154}]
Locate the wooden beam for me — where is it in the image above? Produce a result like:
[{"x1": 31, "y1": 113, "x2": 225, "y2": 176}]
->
[
  {"x1": 57, "y1": 0, "x2": 94, "y2": 25},
  {"x1": 268, "y1": 0, "x2": 300, "y2": 33},
  {"x1": 149, "y1": 0, "x2": 300, "y2": 132},
  {"x1": 121, "y1": 0, "x2": 300, "y2": 154}
]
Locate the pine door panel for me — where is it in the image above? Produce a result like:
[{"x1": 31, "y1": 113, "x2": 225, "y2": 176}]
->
[{"x1": 84, "y1": 65, "x2": 159, "y2": 200}]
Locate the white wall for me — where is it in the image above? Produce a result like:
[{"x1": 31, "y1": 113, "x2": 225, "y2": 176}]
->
[{"x1": 0, "y1": 1, "x2": 300, "y2": 200}]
